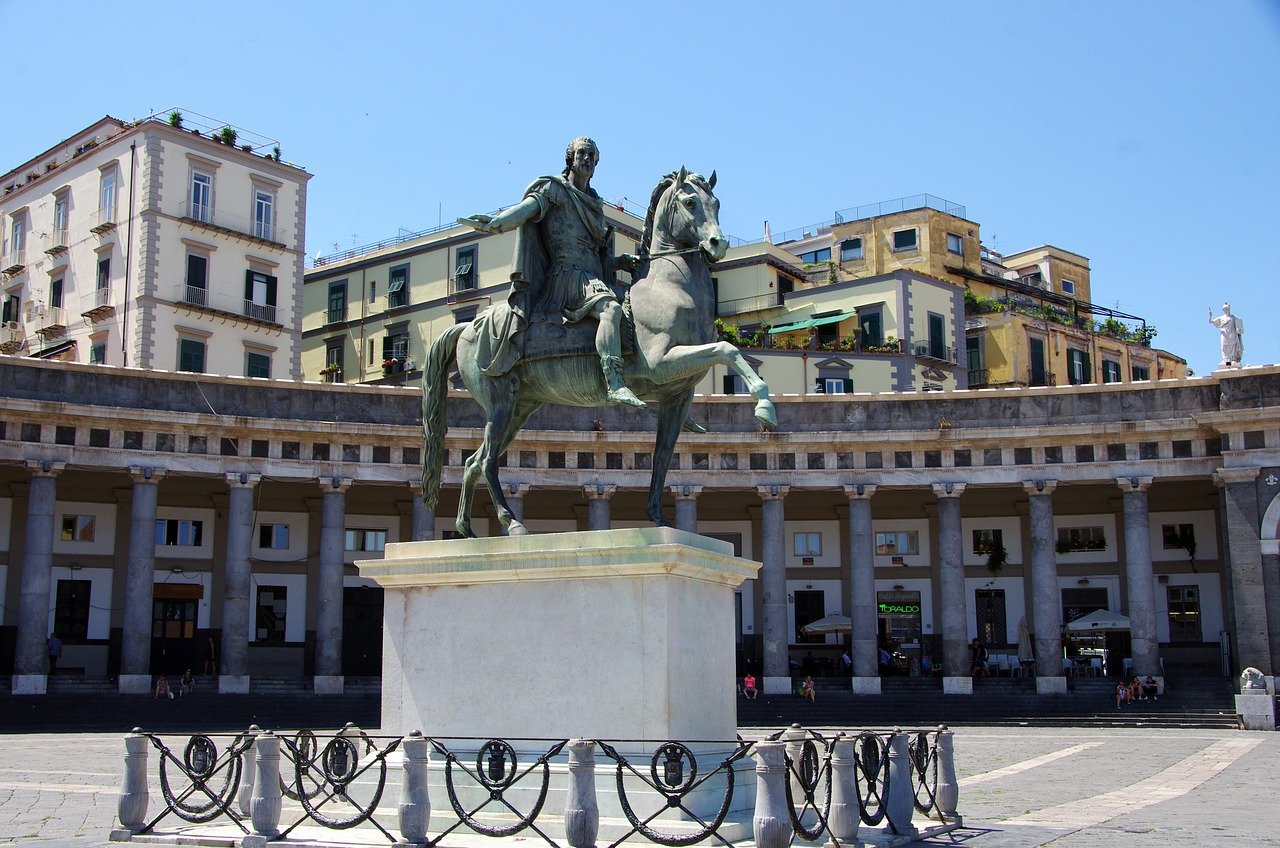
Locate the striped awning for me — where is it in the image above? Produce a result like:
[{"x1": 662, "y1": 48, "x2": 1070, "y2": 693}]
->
[{"x1": 768, "y1": 311, "x2": 853, "y2": 334}]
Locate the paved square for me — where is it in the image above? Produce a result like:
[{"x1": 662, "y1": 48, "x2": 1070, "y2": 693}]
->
[{"x1": 0, "y1": 726, "x2": 1275, "y2": 846}]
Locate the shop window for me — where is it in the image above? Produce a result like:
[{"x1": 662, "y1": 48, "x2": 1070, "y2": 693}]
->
[
  {"x1": 975, "y1": 589, "x2": 1006, "y2": 646},
  {"x1": 794, "y1": 589, "x2": 825, "y2": 644},
  {"x1": 1167, "y1": 586, "x2": 1201, "y2": 642},
  {"x1": 54, "y1": 579, "x2": 91, "y2": 640},
  {"x1": 1061, "y1": 587, "x2": 1109, "y2": 626},
  {"x1": 255, "y1": 586, "x2": 288, "y2": 643}
]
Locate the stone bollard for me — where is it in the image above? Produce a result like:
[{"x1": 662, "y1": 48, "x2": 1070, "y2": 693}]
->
[
  {"x1": 398, "y1": 731, "x2": 430, "y2": 844},
  {"x1": 246, "y1": 731, "x2": 282, "y2": 845},
  {"x1": 112, "y1": 728, "x2": 149, "y2": 838},
  {"x1": 934, "y1": 726, "x2": 961, "y2": 824},
  {"x1": 825, "y1": 734, "x2": 861, "y2": 848},
  {"x1": 237, "y1": 725, "x2": 261, "y2": 817},
  {"x1": 782, "y1": 723, "x2": 808, "y2": 809},
  {"x1": 564, "y1": 739, "x2": 599, "y2": 848},
  {"x1": 752, "y1": 740, "x2": 793, "y2": 848},
  {"x1": 881, "y1": 729, "x2": 916, "y2": 838}
]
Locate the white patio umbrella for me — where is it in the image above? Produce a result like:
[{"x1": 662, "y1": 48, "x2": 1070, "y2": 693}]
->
[
  {"x1": 1066, "y1": 609, "x2": 1131, "y2": 631},
  {"x1": 801, "y1": 613, "x2": 853, "y2": 635}
]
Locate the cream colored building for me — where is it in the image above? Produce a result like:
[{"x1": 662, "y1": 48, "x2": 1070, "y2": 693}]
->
[{"x1": 0, "y1": 112, "x2": 310, "y2": 378}]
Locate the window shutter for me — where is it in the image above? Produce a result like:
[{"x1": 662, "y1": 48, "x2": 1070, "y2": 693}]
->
[
  {"x1": 382, "y1": 336, "x2": 393, "y2": 360},
  {"x1": 266, "y1": 275, "x2": 277, "y2": 306},
  {"x1": 1083, "y1": 351, "x2": 1092, "y2": 382},
  {"x1": 244, "y1": 270, "x2": 255, "y2": 301},
  {"x1": 187, "y1": 255, "x2": 206, "y2": 287},
  {"x1": 843, "y1": 378, "x2": 853, "y2": 393}
]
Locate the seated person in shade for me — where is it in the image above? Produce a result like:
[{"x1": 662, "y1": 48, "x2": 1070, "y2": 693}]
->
[
  {"x1": 1115, "y1": 681, "x2": 1130, "y2": 707},
  {"x1": 154, "y1": 674, "x2": 173, "y2": 700},
  {"x1": 969, "y1": 638, "x2": 989, "y2": 677},
  {"x1": 1142, "y1": 676, "x2": 1159, "y2": 701},
  {"x1": 742, "y1": 674, "x2": 758, "y2": 700},
  {"x1": 179, "y1": 668, "x2": 195, "y2": 698},
  {"x1": 1128, "y1": 676, "x2": 1143, "y2": 702},
  {"x1": 800, "y1": 675, "x2": 816, "y2": 701}
]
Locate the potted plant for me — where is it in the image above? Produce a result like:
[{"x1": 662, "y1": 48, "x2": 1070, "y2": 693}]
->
[
  {"x1": 272, "y1": 145, "x2": 282, "y2": 162},
  {"x1": 382, "y1": 358, "x2": 401, "y2": 374},
  {"x1": 319, "y1": 363, "x2": 341, "y2": 381},
  {"x1": 986, "y1": 543, "x2": 1008, "y2": 576},
  {"x1": 217, "y1": 126, "x2": 238, "y2": 146},
  {"x1": 168, "y1": 110, "x2": 183, "y2": 128}
]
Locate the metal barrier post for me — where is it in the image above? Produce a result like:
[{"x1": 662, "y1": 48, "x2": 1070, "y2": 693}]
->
[
  {"x1": 753, "y1": 740, "x2": 793, "y2": 848},
  {"x1": 826, "y1": 734, "x2": 861, "y2": 847},
  {"x1": 881, "y1": 729, "x2": 917, "y2": 838},
  {"x1": 398, "y1": 730, "x2": 431, "y2": 844},
  {"x1": 564, "y1": 739, "x2": 599, "y2": 848},
  {"x1": 112, "y1": 728, "x2": 149, "y2": 838},
  {"x1": 935, "y1": 726, "x2": 961, "y2": 824},
  {"x1": 237, "y1": 725, "x2": 260, "y2": 816},
  {"x1": 246, "y1": 731, "x2": 282, "y2": 846}
]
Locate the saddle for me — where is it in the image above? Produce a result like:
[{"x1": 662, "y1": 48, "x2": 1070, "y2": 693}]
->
[{"x1": 515, "y1": 297, "x2": 637, "y2": 365}]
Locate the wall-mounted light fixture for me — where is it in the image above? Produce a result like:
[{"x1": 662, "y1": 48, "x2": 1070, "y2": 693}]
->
[{"x1": 1077, "y1": 578, "x2": 1090, "y2": 586}]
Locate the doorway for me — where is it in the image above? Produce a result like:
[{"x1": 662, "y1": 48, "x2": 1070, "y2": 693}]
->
[
  {"x1": 151, "y1": 585, "x2": 202, "y2": 675},
  {"x1": 342, "y1": 586, "x2": 384, "y2": 676}
]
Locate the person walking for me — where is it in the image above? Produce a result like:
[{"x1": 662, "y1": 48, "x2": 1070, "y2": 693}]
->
[{"x1": 47, "y1": 634, "x2": 62, "y2": 673}]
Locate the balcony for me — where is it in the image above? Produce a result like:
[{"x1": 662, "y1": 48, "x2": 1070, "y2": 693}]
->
[
  {"x1": 968, "y1": 368, "x2": 989, "y2": 387},
  {"x1": 81, "y1": 287, "x2": 115, "y2": 322},
  {"x1": 447, "y1": 275, "x2": 481, "y2": 303},
  {"x1": 2, "y1": 249, "x2": 26, "y2": 276},
  {"x1": 179, "y1": 201, "x2": 288, "y2": 249},
  {"x1": 31, "y1": 305, "x2": 67, "y2": 339},
  {"x1": 326, "y1": 305, "x2": 348, "y2": 325},
  {"x1": 0, "y1": 320, "x2": 25, "y2": 353},
  {"x1": 177, "y1": 284, "x2": 282, "y2": 327},
  {"x1": 1028, "y1": 370, "x2": 1057, "y2": 387},
  {"x1": 90, "y1": 206, "x2": 117, "y2": 235},
  {"x1": 912, "y1": 342, "x2": 958, "y2": 364},
  {"x1": 45, "y1": 228, "x2": 69, "y2": 256},
  {"x1": 716, "y1": 292, "x2": 782, "y2": 317}
]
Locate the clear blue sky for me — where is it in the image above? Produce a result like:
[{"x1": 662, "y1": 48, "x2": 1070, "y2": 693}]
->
[{"x1": 2, "y1": 0, "x2": 1276, "y2": 376}]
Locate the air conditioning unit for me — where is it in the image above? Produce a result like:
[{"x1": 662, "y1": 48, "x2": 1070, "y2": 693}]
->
[{"x1": 3, "y1": 320, "x2": 17, "y2": 330}]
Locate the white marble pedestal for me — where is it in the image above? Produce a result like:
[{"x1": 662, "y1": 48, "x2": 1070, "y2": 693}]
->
[{"x1": 357, "y1": 527, "x2": 759, "y2": 742}]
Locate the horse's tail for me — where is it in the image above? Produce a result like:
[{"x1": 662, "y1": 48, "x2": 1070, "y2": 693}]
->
[{"x1": 421, "y1": 322, "x2": 466, "y2": 509}]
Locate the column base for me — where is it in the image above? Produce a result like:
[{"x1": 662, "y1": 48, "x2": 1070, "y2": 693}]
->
[
  {"x1": 850, "y1": 676, "x2": 882, "y2": 695},
  {"x1": 762, "y1": 676, "x2": 793, "y2": 695},
  {"x1": 943, "y1": 676, "x2": 973, "y2": 695},
  {"x1": 12, "y1": 674, "x2": 47, "y2": 695},
  {"x1": 118, "y1": 674, "x2": 152, "y2": 695},
  {"x1": 313, "y1": 675, "x2": 344, "y2": 695},
  {"x1": 219, "y1": 674, "x2": 250, "y2": 694},
  {"x1": 1036, "y1": 675, "x2": 1068, "y2": 694}
]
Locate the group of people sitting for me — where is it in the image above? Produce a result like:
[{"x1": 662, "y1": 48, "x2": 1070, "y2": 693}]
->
[
  {"x1": 1115, "y1": 675, "x2": 1159, "y2": 707},
  {"x1": 739, "y1": 673, "x2": 817, "y2": 701},
  {"x1": 153, "y1": 669, "x2": 196, "y2": 700}
]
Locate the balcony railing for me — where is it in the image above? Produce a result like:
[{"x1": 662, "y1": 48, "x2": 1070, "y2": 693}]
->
[
  {"x1": 81, "y1": 287, "x2": 115, "y2": 321},
  {"x1": 2, "y1": 249, "x2": 26, "y2": 275},
  {"x1": 912, "y1": 342, "x2": 957, "y2": 364},
  {"x1": 326, "y1": 305, "x2": 348, "y2": 325},
  {"x1": 1028, "y1": 370, "x2": 1057, "y2": 387},
  {"x1": 968, "y1": 368, "x2": 989, "y2": 387},
  {"x1": 447, "y1": 274, "x2": 481, "y2": 302},
  {"x1": 179, "y1": 201, "x2": 288, "y2": 247},
  {"x1": 716, "y1": 292, "x2": 781, "y2": 317},
  {"x1": 90, "y1": 205, "x2": 117, "y2": 234},
  {"x1": 46, "y1": 228, "x2": 69, "y2": 255},
  {"x1": 0, "y1": 320, "x2": 24, "y2": 353},
  {"x1": 178, "y1": 284, "x2": 282, "y2": 326},
  {"x1": 32, "y1": 306, "x2": 67, "y2": 338}
]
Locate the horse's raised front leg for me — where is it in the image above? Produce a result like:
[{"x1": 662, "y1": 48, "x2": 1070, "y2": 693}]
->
[
  {"x1": 648, "y1": 341, "x2": 776, "y2": 430},
  {"x1": 648, "y1": 390, "x2": 694, "y2": 526}
]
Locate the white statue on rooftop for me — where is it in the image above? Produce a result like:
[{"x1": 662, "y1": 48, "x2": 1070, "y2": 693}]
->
[{"x1": 1209, "y1": 302, "x2": 1243, "y2": 369}]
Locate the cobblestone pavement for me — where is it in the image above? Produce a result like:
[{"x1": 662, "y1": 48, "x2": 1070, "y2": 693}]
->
[{"x1": 0, "y1": 726, "x2": 1275, "y2": 846}]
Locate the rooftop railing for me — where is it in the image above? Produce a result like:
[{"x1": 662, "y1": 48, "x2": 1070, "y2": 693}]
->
[{"x1": 727, "y1": 194, "x2": 967, "y2": 247}]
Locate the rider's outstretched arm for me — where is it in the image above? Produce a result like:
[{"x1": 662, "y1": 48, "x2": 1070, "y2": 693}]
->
[{"x1": 484, "y1": 196, "x2": 541, "y2": 233}]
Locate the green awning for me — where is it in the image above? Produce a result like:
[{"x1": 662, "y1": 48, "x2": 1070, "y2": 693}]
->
[{"x1": 768, "y1": 311, "x2": 852, "y2": 334}]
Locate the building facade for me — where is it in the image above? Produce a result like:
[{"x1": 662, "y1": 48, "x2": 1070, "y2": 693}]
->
[
  {"x1": 0, "y1": 112, "x2": 310, "y2": 379},
  {"x1": 1, "y1": 358, "x2": 1276, "y2": 698}
]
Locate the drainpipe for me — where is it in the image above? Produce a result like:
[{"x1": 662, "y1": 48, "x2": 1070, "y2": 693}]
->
[{"x1": 120, "y1": 141, "x2": 137, "y2": 366}]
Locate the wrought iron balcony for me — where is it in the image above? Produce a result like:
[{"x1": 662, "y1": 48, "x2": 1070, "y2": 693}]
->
[
  {"x1": 183, "y1": 285, "x2": 208, "y2": 307},
  {"x1": 81, "y1": 287, "x2": 115, "y2": 322},
  {"x1": 968, "y1": 368, "x2": 989, "y2": 387},
  {"x1": 243, "y1": 299, "x2": 277, "y2": 323},
  {"x1": 179, "y1": 201, "x2": 288, "y2": 248},
  {"x1": 32, "y1": 305, "x2": 67, "y2": 339},
  {"x1": 0, "y1": 320, "x2": 24, "y2": 353},
  {"x1": 447, "y1": 274, "x2": 481, "y2": 302},
  {"x1": 90, "y1": 205, "x2": 117, "y2": 234},
  {"x1": 177, "y1": 284, "x2": 281, "y2": 326},
  {"x1": 1, "y1": 249, "x2": 26, "y2": 276},
  {"x1": 46, "y1": 228, "x2": 69, "y2": 256},
  {"x1": 326, "y1": 304, "x2": 348, "y2": 325}
]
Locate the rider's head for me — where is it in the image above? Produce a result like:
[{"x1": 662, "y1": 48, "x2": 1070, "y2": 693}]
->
[{"x1": 563, "y1": 137, "x2": 599, "y2": 178}]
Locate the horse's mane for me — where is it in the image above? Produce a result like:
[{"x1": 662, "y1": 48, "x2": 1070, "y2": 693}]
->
[{"x1": 639, "y1": 170, "x2": 713, "y2": 258}]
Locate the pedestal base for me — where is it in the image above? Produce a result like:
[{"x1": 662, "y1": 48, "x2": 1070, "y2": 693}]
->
[
  {"x1": 313, "y1": 675, "x2": 344, "y2": 695},
  {"x1": 850, "y1": 676, "x2": 882, "y2": 695},
  {"x1": 359, "y1": 528, "x2": 758, "y2": 741},
  {"x1": 218, "y1": 674, "x2": 250, "y2": 694},
  {"x1": 118, "y1": 674, "x2": 151, "y2": 695},
  {"x1": 1236, "y1": 693, "x2": 1276, "y2": 731},
  {"x1": 11, "y1": 674, "x2": 46, "y2": 695},
  {"x1": 942, "y1": 676, "x2": 973, "y2": 695},
  {"x1": 1036, "y1": 675, "x2": 1068, "y2": 694}
]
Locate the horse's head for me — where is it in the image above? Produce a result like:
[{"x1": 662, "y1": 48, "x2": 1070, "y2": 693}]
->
[{"x1": 642, "y1": 167, "x2": 726, "y2": 263}]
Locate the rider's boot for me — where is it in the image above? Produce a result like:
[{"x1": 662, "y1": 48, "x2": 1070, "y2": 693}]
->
[{"x1": 601, "y1": 355, "x2": 646, "y2": 408}]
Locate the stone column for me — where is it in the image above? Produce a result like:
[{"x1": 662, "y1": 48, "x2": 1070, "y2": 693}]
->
[
  {"x1": 1215, "y1": 467, "x2": 1272, "y2": 677},
  {"x1": 12, "y1": 461, "x2": 63, "y2": 695},
  {"x1": 1024, "y1": 480, "x2": 1065, "y2": 694},
  {"x1": 844, "y1": 484, "x2": 879, "y2": 694},
  {"x1": 671, "y1": 485, "x2": 702, "y2": 534},
  {"x1": 1117, "y1": 476, "x2": 1161, "y2": 680},
  {"x1": 218, "y1": 472, "x2": 260, "y2": 694},
  {"x1": 934, "y1": 483, "x2": 970, "y2": 693},
  {"x1": 585, "y1": 484, "x2": 615, "y2": 532},
  {"x1": 758, "y1": 485, "x2": 790, "y2": 695},
  {"x1": 408, "y1": 482, "x2": 435, "y2": 542},
  {"x1": 118, "y1": 467, "x2": 166, "y2": 694},
  {"x1": 315, "y1": 477, "x2": 351, "y2": 694}
]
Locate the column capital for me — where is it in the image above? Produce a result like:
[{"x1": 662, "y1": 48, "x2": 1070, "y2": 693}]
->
[
  {"x1": 1022, "y1": 480, "x2": 1058, "y2": 496},
  {"x1": 319, "y1": 476, "x2": 353, "y2": 494},
  {"x1": 128, "y1": 466, "x2": 166, "y2": 484},
  {"x1": 585, "y1": 484, "x2": 617, "y2": 500},
  {"x1": 407, "y1": 479, "x2": 423, "y2": 494},
  {"x1": 1214, "y1": 466, "x2": 1261, "y2": 486},
  {"x1": 669, "y1": 484, "x2": 703, "y2": 500},
  {"x1": 225, "y1": 471, "x2": 261, "y2": 489},
  {"x1": 503, "y1": 483, "x2": 531, "y2": 498},
  {"x1": 1115, "y1": 475, "x2": 1153, "y2": 493},
  {"x1": 931, "y1": 482, "x2": 967, "y2": 498},
  {"x1": 24, "y1": 459, "x2": 64, "y2": 477},
  {"x1": 843, "y1": 484, "x2": 877, "y2": 500},
  {"x1": 757, "y1": 485, "x2": 789, "y2": 501}
]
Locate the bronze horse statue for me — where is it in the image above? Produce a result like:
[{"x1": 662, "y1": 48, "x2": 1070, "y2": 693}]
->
[{"x1": 421, "y1": 169, "x2": 776, "y2": 536}]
